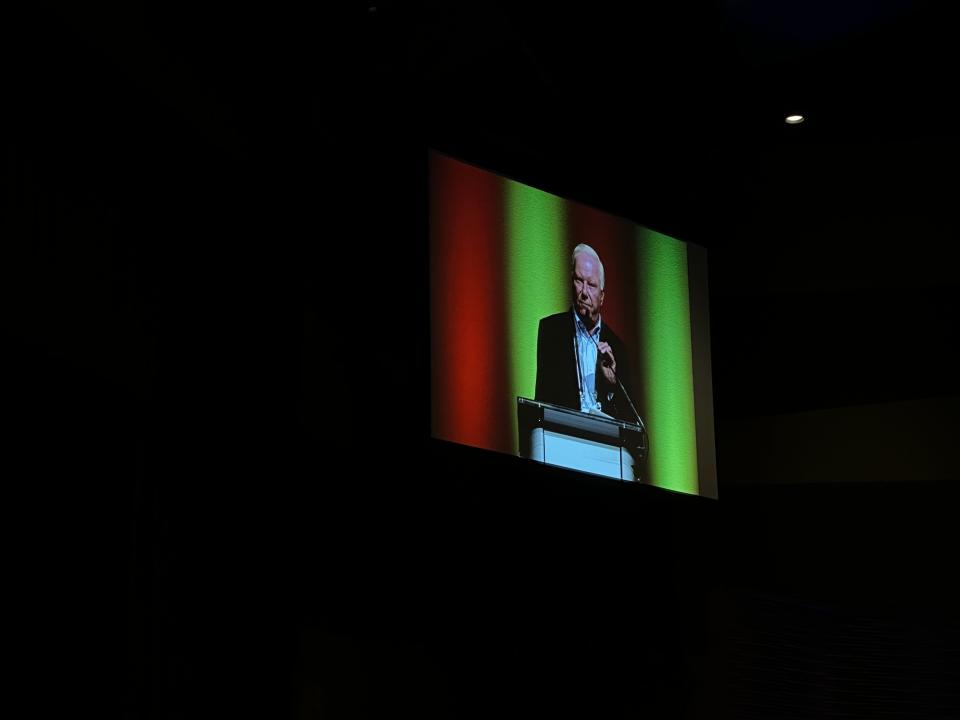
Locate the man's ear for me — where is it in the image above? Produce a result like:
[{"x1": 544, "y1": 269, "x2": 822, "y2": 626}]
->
[{"x1": 599, "y1": 288, "x2": 605, "y2": 307}]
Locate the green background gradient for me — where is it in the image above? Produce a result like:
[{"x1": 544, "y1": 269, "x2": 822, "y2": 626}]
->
[
  {"x1": 636, "y1": 228, "x2": 699, "y2": 494},
  {"x1": 505, "y1": 180, "x2": 568, "y2": 454}
]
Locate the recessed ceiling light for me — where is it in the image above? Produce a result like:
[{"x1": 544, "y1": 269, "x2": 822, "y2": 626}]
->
[{"x1": 785, "y1": 114, "x2": 805, "y2": 124}]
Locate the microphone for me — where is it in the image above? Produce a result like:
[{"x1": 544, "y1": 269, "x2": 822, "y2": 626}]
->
[{"x1": 586, "y1": 330, "x2": 647, "y2": 434}]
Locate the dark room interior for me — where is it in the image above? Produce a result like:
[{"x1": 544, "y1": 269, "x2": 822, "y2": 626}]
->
[{"x1": 4, "y1": 2, "x2": 960, "y2": 718}]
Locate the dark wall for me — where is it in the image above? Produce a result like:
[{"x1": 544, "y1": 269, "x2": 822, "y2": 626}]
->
[{"x1": 4, "y1": 7, "x2": 299, "y2": 717}]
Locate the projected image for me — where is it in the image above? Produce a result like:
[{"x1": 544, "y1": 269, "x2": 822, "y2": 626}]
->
[{"x1": 430, "y1": 151, "x2": 717, "y2": 498}]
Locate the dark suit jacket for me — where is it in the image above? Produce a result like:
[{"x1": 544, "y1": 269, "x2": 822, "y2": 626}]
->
[{"x1": 534, "y1": 310, "x2": 634, "y2": 422}]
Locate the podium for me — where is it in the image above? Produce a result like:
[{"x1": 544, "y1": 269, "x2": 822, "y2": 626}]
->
[{"x1": 517, "y1": 397, "x2": 647, "y2": 482}]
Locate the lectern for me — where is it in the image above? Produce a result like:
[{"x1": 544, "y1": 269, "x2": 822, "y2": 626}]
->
[{"x1": 517, "y1": 397, "x2": 647, "y2": 482}]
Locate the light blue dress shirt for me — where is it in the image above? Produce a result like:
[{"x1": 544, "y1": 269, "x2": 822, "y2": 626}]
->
[{"x1": 573, "y1": 308, "x2": 602, "y2": 413}]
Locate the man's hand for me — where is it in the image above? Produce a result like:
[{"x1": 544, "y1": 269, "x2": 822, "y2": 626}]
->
[{"x1": 597, "y1": 341, "x2": 617, "y2": 385}]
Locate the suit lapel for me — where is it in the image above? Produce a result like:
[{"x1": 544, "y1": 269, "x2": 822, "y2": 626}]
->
[{"x1": 567, "y1": 311, "x2": 579, "y2": 403}]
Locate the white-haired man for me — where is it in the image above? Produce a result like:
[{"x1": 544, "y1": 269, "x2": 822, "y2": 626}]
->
[{"x1": 534, "y1": 243, "x2": 632, "y2": 421}]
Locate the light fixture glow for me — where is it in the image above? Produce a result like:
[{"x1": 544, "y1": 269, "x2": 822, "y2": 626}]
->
[{"x1": 785, "y1": 114, "x2": 805, "y2": 124}]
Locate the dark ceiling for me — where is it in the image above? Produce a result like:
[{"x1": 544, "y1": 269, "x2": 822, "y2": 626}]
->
[
  {"x1": 359, "y1": 2, "x2": 958, "y2": 249},
  {"x1": 357, "y1": 1, "x2": 960, "y2": 419},
  {"x1": 5, "y1": 3, "x2": 959, "y2": 420}
]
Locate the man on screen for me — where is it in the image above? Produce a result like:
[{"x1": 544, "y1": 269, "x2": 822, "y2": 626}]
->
[{"x1": 535, "y1": 243, "x2": 634, "y2": 422}]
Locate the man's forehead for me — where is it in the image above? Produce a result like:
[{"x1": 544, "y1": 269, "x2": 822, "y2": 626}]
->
[{"x1": 574, "y1": 255, "x2": 599, "y2": 276}]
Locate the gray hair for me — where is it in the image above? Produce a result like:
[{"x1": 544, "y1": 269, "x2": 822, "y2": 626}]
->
[{"x1": 571, "y1": 243, "x2": 605, "y2": 290}]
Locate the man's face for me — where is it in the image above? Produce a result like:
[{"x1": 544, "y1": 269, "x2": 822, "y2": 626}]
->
[{"x1": 572, "y1": 253, "x2": 604, "y2": 327}]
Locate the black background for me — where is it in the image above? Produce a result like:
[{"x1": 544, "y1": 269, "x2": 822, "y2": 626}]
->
[{"x1": 4, "y1": 3, "x2": 960, "y2": 718}]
